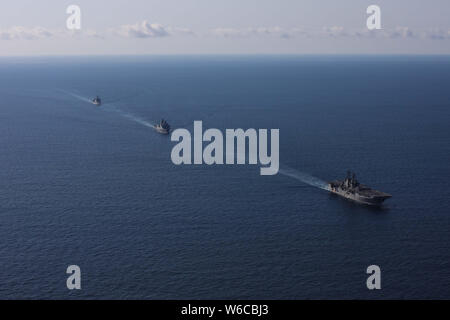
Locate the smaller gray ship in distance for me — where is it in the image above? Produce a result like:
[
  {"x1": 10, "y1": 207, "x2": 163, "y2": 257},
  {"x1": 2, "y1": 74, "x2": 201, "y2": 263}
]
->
[
  {"x1": 328, "y1": 171, "x2": 392, "y2": 206},
  {"x1": 92, "y1": 96, "x2": 101, "y2": 106},
  {"x1": 154, "y1": 119, "x2": 171, "y2": 134}
]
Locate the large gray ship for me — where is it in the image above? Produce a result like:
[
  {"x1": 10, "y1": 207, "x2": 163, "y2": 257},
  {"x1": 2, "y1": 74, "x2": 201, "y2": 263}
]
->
[{"x1": 328, "y1": 171, "x2": 391, "y2": 206}]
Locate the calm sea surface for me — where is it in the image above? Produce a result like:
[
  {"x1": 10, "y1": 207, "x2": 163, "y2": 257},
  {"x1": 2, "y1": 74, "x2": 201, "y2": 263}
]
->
[{"x1": 0, "y1": 56, "x2": 449, "y2": 299}]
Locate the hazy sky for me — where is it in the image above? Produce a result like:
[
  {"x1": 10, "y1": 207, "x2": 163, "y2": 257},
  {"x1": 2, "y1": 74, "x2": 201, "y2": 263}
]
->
[{"x1": 1, "y1": 0, "x2": 450, "y2": 55}]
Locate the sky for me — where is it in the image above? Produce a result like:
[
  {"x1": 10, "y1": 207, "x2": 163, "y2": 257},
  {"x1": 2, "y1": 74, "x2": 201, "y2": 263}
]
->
[{"x1": 1, "y1": 0, "x2": 450, "y2": 55}]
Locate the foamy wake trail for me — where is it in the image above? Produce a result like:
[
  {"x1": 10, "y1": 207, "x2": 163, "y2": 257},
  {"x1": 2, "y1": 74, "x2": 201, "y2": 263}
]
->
[
  {"x1": 102, "y1": 103, "x2": 157, "y2": 130},
  {"x1": 59, "y1": 90, "x2": 157, "y2": 130},
  {"x1": 237, "y1": 146, "x2": 329, "y2": 191},
  {"x1": 119, "y1": 112, "x2": 156, "y2": 129},
  {"x1": 58, "y1": 90, "x2": 93, "y2": 104},
  {"x1": 279, "y1": 166, "x2": 330, "y2": 191}
]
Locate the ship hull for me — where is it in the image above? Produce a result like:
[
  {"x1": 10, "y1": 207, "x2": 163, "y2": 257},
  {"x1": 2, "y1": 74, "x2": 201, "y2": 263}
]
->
[
  {"x1": 154, "y1": 126, "x2": 170, "y2": 135},
  {"x1": 328, "y1": 179, "x2": 392, "y2": 206},
  {"x1": 329, "y1": 188, "x2": 391, "y2": 206}
]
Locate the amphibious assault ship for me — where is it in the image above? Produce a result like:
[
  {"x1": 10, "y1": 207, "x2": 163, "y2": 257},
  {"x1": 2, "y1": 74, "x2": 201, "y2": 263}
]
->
[
  {"x1": 92, "y1": 96, "x2": 101, "y2": 106},
  {"x1": 328, "y1": 171, "x2": 391, "y2": 206},
  {"x1": 154, "y1": 119, "x2": 171, "y2": 134}
]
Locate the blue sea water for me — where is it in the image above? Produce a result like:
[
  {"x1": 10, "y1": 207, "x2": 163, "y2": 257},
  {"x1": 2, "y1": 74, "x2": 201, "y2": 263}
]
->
[{"x1": 0, "y1": 55, "x2": 449, "y2": 299}]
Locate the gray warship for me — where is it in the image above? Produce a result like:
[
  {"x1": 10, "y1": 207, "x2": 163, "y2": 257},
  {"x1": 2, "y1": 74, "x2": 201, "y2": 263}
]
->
[
  {"x1": 328, "y1": 171, "x2": 391, "y2": 206},
  {"x1": 154, "y1": 119, "x2": 171, "y2": 134},
  {"x1": 92, "y1": 96, "x2": 101, "y2": 106}
]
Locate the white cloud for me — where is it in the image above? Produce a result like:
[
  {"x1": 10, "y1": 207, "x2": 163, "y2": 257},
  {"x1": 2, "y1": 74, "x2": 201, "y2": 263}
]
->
[
  {"x1": 114, "y1": 21, "x2": 170, "y2": 38},
  {"x1": 0, "y1": 26, "x2": 106, "y2": 40},
  {"x1": 210, "y1": 25, "x2": 450, "y2": 41},
  {"x1": 0, "y1": 21, "x2": 193, "y2": 41},
  {"x1": 0, "y1": 26, "x2": 54, "y2": 40},
  {"x1": 84, "y1": 30, "x2": 105, "y2": 39},
  {"x1": 210, "y1": 26, "x2": 305, "y2": 39},
  {"x1": 323, "y1": 26, "x2": 450, "y2": 40},
  {"x1": 321, "y1": 26, "x2": 347, "y2": 37},
  {"x1": 111, "y1": 21, "x2": 195, "y2": 38},
  {"x1": 421, "y1": 28, "x2": 450, "y2": 40},
  {"x1": 1, "y1": 23, "x2": 450, "y2": 42},
  {"x1": 386, "y1": 26, "x2": 417, "y2": 39}
]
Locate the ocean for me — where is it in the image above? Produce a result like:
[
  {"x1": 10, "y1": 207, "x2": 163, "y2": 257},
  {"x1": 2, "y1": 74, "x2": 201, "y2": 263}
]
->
[{"x1": 0, "y1": 55, "x2": 449, "y2": 299}]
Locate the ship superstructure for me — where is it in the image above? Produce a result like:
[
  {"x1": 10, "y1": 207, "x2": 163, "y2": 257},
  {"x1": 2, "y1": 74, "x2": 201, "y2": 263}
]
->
[
  {"x1": 154, "y1": 119, "x2": 171, "y2": 134},
  {"x1": 92, "y1": 96, "x2": 102, "y2": 106}
]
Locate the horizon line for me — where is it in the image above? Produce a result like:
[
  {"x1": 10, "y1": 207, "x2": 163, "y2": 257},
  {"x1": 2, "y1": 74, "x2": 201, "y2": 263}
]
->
[{"x1": 1, "y1": 53, "x2": 450, "y2": 58}]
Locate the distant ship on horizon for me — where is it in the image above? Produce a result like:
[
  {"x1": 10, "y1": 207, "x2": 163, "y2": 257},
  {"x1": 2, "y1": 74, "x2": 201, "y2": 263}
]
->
[{"x1": 328, "y1": 171, "x2": 391, "y2": 206}]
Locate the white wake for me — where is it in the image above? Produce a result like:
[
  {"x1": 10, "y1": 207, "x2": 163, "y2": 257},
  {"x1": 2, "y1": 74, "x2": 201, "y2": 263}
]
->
[
  {"x1": 119, "y1": 112, "x2": 156, "y2": 129},
  {"x1": 59, "y1": 90, "x2": 157, "y2": 130},
  {"x1": 58, "y1": 89, "x2": 93, "y2": 104},
  {"x1": 279, "y1": 166, "x2": 330, "y2": 190}
]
